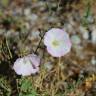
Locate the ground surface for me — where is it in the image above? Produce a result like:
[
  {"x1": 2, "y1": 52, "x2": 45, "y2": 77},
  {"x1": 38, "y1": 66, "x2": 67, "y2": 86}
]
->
[{"x1": 0, "y1": 0, "x2": 96, "y2": 96}]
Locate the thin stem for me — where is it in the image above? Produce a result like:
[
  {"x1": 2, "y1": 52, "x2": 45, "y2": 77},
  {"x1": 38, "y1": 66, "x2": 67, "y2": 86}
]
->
[
  {"x1": 57, "y1": 57, "x2": 61, "y2": 81},
  {"x1": 46, "y1": 1, "x2": 52, "y2": 16},
  {"x1": 57, "y1": 0, "x2": 61, "y2": 12},
  {"x1": 34, "y1": 30, "x2": 45, "y2": 54},
  {"x1": 5, "y1": 38, "x2": 12, "y2": 59},
  {"x1": 59, "y1": 57, "x2": 61, "y2": 66}
]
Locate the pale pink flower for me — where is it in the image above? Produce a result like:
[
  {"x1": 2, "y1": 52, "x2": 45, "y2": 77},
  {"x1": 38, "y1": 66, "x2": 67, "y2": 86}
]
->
[
  {"x1": 44, "y1": 28, "x2": 72, "y2": 57},
  {"x1": 13, "y1": 54, "x2": 40, "y2": 76}
]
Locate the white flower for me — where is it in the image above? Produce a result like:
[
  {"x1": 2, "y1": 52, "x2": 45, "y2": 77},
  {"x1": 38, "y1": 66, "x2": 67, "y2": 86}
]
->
[
  {"x1": 13, "y1": 54, "x2": 40, "y2": 76},
  {"x1": 44, "y1": 28, "x2": 72, "y2": 57}
]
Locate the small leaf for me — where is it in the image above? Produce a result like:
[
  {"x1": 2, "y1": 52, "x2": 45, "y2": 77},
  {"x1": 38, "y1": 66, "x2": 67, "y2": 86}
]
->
[{"x1": 21, "y1": 79, "x2": 32, "y2": 92}]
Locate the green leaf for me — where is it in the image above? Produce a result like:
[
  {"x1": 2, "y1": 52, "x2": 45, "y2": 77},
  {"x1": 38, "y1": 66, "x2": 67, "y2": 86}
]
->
[{"x1": 21, "y1": 79, "x2": 32, "y2": 92}]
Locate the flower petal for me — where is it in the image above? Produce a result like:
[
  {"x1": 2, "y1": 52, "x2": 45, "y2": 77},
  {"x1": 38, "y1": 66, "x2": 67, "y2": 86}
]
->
[{"x1": 44, "y1": 28, "x2": 72, "y2": 57}]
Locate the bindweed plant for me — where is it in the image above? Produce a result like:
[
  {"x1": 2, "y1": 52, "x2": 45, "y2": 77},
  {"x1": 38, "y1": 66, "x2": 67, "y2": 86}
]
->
[
  {"x1": 18, "y1": 77, "x2": 37, "y2": 96},
  {"x1": 11, "y1": 28, "x2": 72, "y2": 96},
  {"x1": 13, "y1": 28, "x2": 71, "y2": 76}
]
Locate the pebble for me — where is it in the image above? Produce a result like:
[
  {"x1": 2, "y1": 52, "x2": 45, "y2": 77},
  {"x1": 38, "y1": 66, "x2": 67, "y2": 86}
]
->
[
  {"x1": 44, "y1": 62, "x2": 53, "y2": 71},
  {"x1": 73, "y1": 45, "x2": 84, "y2": 59},
  {"x1": 47, "y1": 16, "x2": 58, "y2": 23},
  {"x1": 72, "y1": 10, "x2": 81, "y2": 22},
  {"x1": 26, "y1": 13, "x2": 38, "y2": 22},
  {"x1": 24, "y1": 22, "x2": 30, "y2": 30},
  {"x1": 0, "y1": 29, "x2": 5, "y2": 35},
  {"x1": 79, "y1": 26, "x2": 89, "y2": 40},
  {"x1": 91, "y1": 29, "x2": 96, "y2": 44},
  {"x1": 71, "y1": 35, "x2": 81, "y2": 45},
  {"x1": 79, "y1": 26, "x2": 88, "y2": 33},
  {"x1": 83, "y1": 31, "x2": 89, "y2": 40},
  {"x1": 24, "y1": 8, "x2": 31, "y2": 16},
  {"x1": 4, "y1": 30, "x2": 20, "y2": 42},
  {"x1": 63, "y1": 23, "x2": 75, "y2": 33},
  {"x1": 87, "y1": 15, "x2": 94, "y2": 23},
  {"x1": 28, "y1": 30, "x2": 40, "y2": 48},
  {"x1": 15, "y1": 7, "x2": 23, "y2": 15},
  {"x1": 30, "y1": 30, "x2": 40, "y2": 38},
  {"x1": 68, "y1": 15, "x2": 76, "y2": 26},
  {"x1": 91, "y1": 56, "x2": 96, "y2": 65}
]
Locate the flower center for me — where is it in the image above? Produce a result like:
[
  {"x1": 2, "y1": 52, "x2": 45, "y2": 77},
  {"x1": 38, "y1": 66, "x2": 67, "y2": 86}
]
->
[{"x1": 52, "y1": 40, "x2": 59, "y2": 47}]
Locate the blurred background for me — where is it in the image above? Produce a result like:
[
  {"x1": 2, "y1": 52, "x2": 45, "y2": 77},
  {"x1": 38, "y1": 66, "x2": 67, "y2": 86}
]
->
[{"x1": 0, "y1": 0, "x2": 96, "y2": 96}]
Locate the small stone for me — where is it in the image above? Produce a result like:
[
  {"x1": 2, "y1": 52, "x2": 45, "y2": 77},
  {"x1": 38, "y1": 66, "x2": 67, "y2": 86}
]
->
[
  {"x1": 83, "y1": 32, "x2": 89, "y2": 40},
  {"x1": 87, "y1": 15, "x2": 94, "y2": 23},
  {"x1": 44, "y1": 62, "x2": 53, "y2": 71},
  {"x1": 72, "y1": 10, "x2": 81, "y2": 21},
  {"x1": 24, "y1": 8, "x2": 31, "y2": 16},
  {"x1": 0, "y1": 29, "x2": 5, "y2": 35},
  {"x1": 79, "y1": 26, "x2": 89, "y2": 40},
  {"x1": 25, "y1": 22, "x2": 30, "y2": 30},
  {"x1": 15, "y1": 7, "x2": 23, "y2": 15},
  {"x1": 27, "y1": 13, "x2": 38, "y2": 22},
  {"x1": 79, "y1": 26, "x2": 88, "y2": 33},
  {"x1": 63, "y1": 23, "x2": 75, "y2": 34},
  {"x1": 69, "y1": 17, "x2": 76, "y2": 26},
  {"x1": 28, "y1": 30, "x2": 40, "y2": 49},
  {"x1": 28, "y1": 30, "x2": 40, "y2": 40},
  {"x1": 91, "y1": 56, "x2": 96, "y2": 65},
  {"x1": 92, "y1": 29, "x2": 96, "y2": 44},
  {"x1": 4, "y1": 30, "x2": 14, "y2": 37},
  {"x1": 73, "y1": 45, "x2": 84, "y2": 59},
  {"x1": 71, "y1": 35, "x2": 81, "y2": 45},
  {"x1": 47, "y1": 16, "x2": 57, "y2": 23}
]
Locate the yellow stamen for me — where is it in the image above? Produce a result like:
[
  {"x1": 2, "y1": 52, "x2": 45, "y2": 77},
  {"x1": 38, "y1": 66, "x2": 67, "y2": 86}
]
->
[{"x1": 52, "y1": 40, "x2": 59, "y2": 47}]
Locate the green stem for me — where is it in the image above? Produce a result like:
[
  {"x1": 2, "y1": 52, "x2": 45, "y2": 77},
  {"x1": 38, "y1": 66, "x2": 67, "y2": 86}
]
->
[{"x1": 5, "y1": 38, "x2": 12, "y2": 59}]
